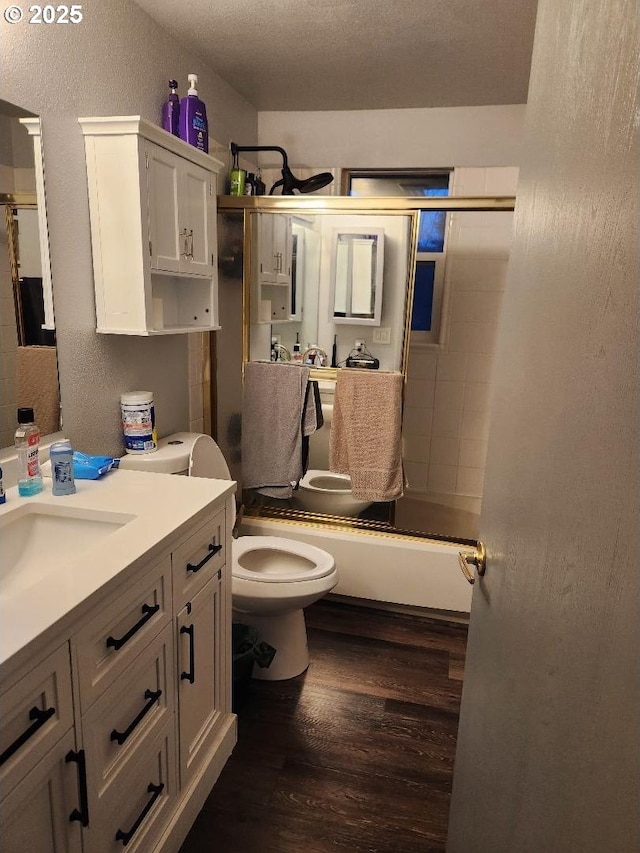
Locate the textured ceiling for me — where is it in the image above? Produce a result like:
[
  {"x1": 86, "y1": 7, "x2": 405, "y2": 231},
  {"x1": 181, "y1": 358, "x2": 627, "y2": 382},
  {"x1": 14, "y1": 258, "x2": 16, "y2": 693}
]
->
[{"x1": 132, "y1": 0, "x2": 538, "y2": 111}]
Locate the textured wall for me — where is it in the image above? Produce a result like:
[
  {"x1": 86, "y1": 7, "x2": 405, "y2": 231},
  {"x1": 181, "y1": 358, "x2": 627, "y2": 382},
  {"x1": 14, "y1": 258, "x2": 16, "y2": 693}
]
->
[
  {"x1": 448, "y1": 0, "x2": 639, "y2": 849},
  {"x1": 0, "y1": 0, "x2": 257, "y2": 455},
  {"x1": 258, "y1": 104, "x2": 526, "y2": 169}
]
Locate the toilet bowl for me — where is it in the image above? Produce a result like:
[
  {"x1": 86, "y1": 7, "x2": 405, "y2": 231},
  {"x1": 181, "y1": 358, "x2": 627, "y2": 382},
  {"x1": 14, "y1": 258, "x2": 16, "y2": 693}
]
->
[
  {"x1": 294, "y1": 469, "x2": 373, "y2": 517},
  {"x1": 119, "y1": 432, "x2": 337, "y2": 680}
]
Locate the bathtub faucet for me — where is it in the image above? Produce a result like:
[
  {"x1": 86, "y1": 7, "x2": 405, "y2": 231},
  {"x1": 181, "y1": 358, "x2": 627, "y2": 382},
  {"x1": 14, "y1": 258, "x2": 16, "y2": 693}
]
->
[{"x1": 302, "y1": 346, "x2": 328, "y2": 367}]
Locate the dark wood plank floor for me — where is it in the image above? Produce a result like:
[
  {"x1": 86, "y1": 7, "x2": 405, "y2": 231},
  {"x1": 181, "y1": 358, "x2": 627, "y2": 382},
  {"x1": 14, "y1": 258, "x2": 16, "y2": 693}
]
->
[{"x1": 180, "y1": 599, "x2": 468, "y2": 853}]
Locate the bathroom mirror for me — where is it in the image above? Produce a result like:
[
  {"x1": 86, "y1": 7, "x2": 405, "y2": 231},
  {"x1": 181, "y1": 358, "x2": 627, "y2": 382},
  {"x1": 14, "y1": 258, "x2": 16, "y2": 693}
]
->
[
  {"x1": 331, "y1": 228, "x2": 384, "y2": 325},
  {"x1": 218, "y1": 194, "x2": 515, "y2": 546},
  {"x1": 0, "y1": 100, "x2": 59, "y2": 450},
  {"x1": 247, "y1": 208, "x2": 415, "y2": 372}
]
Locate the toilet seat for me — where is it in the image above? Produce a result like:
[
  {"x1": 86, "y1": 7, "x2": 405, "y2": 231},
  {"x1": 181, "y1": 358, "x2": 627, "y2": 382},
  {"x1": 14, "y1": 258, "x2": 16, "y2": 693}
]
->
[
  {"x1": 300, "y1": 469, "x2": 353, "y2": 495},
  {"x1": 233, "y1": 536, "x2": 334, "y2": 583}
]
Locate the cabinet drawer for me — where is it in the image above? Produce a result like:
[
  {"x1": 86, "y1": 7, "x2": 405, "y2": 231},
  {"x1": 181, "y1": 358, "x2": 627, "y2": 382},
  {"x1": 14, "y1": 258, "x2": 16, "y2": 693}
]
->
[
  {"x1": 73, "y1": 557, "x2": 171, "y2": 712},
  {"x1": 82, "y1": 623, "x2": 174, "y2": 809},
  {"x1": 82, "y1": 722, "x2": 176, "y2": 853},
  {"x1": 172, "y1": 509, "x2": 226, "y2": 608},
  {"x1": 0, "y1": 643, "x2": 74, "y2": 793}
]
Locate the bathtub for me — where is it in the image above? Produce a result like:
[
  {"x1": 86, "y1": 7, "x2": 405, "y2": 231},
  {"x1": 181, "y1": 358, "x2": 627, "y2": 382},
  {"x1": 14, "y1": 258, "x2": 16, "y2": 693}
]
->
[{"x1": 241, "y1": 516, "x2": 473, "y2": 614}]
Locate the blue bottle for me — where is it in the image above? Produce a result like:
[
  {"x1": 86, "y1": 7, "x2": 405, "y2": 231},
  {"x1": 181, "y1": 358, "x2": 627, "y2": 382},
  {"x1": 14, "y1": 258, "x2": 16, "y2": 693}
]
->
[
  {"x1": 179, "y1": 74, "x2": 208, "y2": 153},
  {"x1": 50, "y1": 440, "x2": 76, "y2": 496},
  {"x1": 162, "y1": 80, "x2": 180, "y2": 136}
]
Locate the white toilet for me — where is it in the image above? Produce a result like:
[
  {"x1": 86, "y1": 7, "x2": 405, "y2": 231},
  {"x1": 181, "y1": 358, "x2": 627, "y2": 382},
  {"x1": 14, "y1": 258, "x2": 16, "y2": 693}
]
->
[
  {"x1": 119, "y1": 432, "x2": 338, "y2": 680},
  {"x1": 293, "y1": 382, "x2": 373, "y2": 517}
]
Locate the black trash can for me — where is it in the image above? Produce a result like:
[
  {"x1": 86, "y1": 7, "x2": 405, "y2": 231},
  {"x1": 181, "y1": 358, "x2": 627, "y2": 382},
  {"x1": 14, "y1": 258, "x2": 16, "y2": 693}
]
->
[{"x1": 232, "y1": 623, "x2": 276, "y2": 712}]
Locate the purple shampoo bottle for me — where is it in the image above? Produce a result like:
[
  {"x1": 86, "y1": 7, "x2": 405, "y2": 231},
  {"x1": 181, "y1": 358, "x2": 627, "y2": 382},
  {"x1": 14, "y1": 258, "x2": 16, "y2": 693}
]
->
[
  {"x1": 179, "y1": 74, "x2": 208, "y2": 153},
  {"x1": 162, "y1": 80, "x2": 180, "y2": 136}
]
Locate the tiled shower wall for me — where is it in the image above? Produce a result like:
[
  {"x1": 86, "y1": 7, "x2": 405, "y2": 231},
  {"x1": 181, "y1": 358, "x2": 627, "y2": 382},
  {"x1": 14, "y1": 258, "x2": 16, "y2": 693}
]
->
[{"x1": 402, "y1": 166, "x2": 519, "y2": 512}]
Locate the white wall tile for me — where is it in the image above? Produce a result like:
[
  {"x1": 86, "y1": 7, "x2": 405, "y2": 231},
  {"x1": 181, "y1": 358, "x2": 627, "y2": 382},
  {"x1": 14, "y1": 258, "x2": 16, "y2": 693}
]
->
[
  {"x1": 436, "y1": 351, "x2": 468, "y2": 381},
  {"x1": 461, "y1": 409, "x2": 491, "y2": 441},
  {"x1": 428, "y1": 463, "x2": 458, "y2": 494},
  {"x1": 463, "y1": 382, "x2": 491, "y2": 413},
  {"x1": 430, "y1": 436, "x2": 460, "y2": 467},
  {"x1": 407, "y1": 349, "x2": 437, "y2": 380},
  {"x1": 403, "y1": 460, "x2": 428, "y2": 492},
  {"x1": 402, "y1": 406, "x2": 433, "y2": 436},
  {"x1": 402, "y1": 433, "x2": 431, "y2": 463},
  {"x1": 466, "y1": 353, "x2": 494, "y2": 383},
  {"x1": 456, "y1": 466, "x2": 485, "y2": 497},
  {"x1": 448, "y1": 322, "x2": 499, "y2": 354},
  {"x1": 432, "y1": 406, "x2": 463, "y2": 438},
  {"x1": 459, "y1": 438, "x2": 488, "y2": 468},
  {"x1": 404, "y1": 378, "x2": 436, "y2": 409},
  {"x1": 189, "y1": 382, "x2": 204, "y2": 422},
  {"x1": 446, "y1": 258, "x2": 509, "y2": 292},
  {"x1": 189, "y1": 417, "x2": 204, "y2": 434},
  {"x1": 451, "y1": 290, "x2": 504, "y2": 324},
  {"x1": 434, "y1": 380, "x2": 465, "y2": 411}
]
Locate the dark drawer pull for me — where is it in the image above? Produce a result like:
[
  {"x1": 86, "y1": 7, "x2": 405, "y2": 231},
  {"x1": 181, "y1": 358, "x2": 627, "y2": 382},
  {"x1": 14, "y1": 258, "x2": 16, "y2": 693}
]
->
[
  {"x1": 110, "y1": 689, "x2": 162, "y2": 746},
  {"x1": 106, "y1": 603, "x2": 160, "y2": 651},
  {"x1": 66, "y1": 749, "x2": 90, "y2": 827},
  {"x1": 0, "y1": 705, "x2": 56, "y2": 767},
  {"x1": 115, "y1": 782, "x2": 164, "y2": 846},
  {"x1": 180, "y1": 624, "x2": 195, "y2": 683},
  {"x1": 186, "y1": 542, "x2": 222, "y2": 573}
]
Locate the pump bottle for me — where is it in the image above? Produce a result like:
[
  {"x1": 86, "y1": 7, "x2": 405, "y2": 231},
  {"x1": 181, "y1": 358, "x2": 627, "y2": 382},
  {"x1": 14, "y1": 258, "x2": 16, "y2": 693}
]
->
[{"x1": 179, "y1": 74, "x2": 208, "y2": 153}]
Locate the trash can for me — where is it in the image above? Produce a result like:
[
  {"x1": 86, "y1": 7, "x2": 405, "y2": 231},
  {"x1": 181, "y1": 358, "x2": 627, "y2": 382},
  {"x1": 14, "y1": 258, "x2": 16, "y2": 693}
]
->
[{"x1": 232, "y1": 623, "x2": 276, "y2": 712}]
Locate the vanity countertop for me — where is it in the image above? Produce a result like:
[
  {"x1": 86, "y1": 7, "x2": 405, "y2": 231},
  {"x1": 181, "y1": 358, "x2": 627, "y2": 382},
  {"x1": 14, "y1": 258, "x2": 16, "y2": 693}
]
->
[{"x1": 0, "y1": 469, "x2": 235, "y2": 674}]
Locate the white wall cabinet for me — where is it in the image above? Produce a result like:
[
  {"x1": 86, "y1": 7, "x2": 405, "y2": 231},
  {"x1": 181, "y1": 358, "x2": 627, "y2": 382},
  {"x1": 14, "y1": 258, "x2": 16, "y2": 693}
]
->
[
  {"x1": 79, "y1": 116, "x2": 223, "y2": 335},
  {"x1": 0, "y1": 498, "x2": 235, "y2": 853},
  {"x1": 253, "y1": 212, "x2": 293, "y2": 323}
]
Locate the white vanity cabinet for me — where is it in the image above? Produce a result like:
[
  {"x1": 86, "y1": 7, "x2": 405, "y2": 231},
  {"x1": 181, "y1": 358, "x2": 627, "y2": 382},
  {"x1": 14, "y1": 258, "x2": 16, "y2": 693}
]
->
[
  {"x1": 0, "y1": 486, "x2": 236, "y2": 853},
  {"x1": 253, "y1": 212, "x2": 293, "y2": 323},
  {"x1": 79, "y1": 116, "x2": 223, "y2": 335}
]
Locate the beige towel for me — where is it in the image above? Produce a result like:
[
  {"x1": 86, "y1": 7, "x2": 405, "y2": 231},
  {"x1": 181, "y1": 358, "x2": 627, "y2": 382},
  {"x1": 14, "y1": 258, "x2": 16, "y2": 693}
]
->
[
  {"x1": 241, "y1": 361, "x2": 310, "y2": 499},
  {"x1": 16, "y1": 346, "x2": 60, "y2": 436},
  {"x1": 329, "y1": 369, "x2": 404, "y2": 501}
]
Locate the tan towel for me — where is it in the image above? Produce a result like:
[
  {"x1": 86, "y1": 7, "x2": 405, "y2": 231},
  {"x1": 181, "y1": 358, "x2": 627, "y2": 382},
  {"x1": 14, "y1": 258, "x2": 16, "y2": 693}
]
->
[
  {"x1": 241, "y1": 362, "x2": 310, "y2": 498},
  {"x1": 329, "y1": 370, "x2": 404, "y2": 501},
  {"x1": 16, "y1": 346, "x2": 60, "y2": 436}
]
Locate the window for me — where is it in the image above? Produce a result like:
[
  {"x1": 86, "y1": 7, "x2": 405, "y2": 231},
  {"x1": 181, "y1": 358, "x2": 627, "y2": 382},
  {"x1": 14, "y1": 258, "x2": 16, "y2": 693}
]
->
[{"x1": 344, "y1": 170, "x2": 451, "y2": 344}]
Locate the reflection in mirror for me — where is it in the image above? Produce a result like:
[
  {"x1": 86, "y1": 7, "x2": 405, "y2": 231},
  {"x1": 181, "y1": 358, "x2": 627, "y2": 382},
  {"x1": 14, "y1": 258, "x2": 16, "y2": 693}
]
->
[
  {"x1": 0, "y1": 101, "x2": 59, "y2": 449},
  {"x1": 331, "y1": 229, "x2": 384, "y2": 325},
  {"x1": 249, "y1": 211, "x2": 414, "y2": 373},
  {"x1": 233, "y1": 196, "x2": 516, "y2": 546}
]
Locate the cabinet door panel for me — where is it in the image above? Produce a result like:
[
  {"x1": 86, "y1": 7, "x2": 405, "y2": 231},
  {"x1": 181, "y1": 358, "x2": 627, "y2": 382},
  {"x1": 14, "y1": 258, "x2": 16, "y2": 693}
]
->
[
  {"x1": 180, "y1": 163, "x2": 215, "y2": 277},
  {"x1": 0, "y1": 643, "x2": 73, "y2": 793},
  {"x1": 177, "y1": 576, "x2": 222, "y2": 790},
  {"x1": 147, "y1": 144, "x2": 182, "y2": 274},
  {"x1": 0, "y1": 729, "x2": 82, "y2": 853},
  {"x1": 273, "y1": 213, "x2": 292, "y2": 285}
]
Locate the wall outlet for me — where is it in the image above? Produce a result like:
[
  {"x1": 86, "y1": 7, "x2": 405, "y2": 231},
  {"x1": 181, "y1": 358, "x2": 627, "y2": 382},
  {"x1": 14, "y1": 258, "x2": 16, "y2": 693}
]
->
[{"x1": 372, "y1": 327, "x2": 391, "y2": 345}]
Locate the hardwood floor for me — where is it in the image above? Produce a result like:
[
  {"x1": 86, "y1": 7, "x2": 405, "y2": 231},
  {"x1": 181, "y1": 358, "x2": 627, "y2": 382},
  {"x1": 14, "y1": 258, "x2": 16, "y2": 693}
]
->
[{"x1": 180, "y1": 599, "x2": 468, "y2": 853}]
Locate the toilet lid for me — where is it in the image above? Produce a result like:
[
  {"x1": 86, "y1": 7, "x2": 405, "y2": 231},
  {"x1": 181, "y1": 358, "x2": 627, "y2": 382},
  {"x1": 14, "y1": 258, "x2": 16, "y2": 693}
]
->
[{"x1": 232, "y1": 536, "x2": 335, "y2": 582}]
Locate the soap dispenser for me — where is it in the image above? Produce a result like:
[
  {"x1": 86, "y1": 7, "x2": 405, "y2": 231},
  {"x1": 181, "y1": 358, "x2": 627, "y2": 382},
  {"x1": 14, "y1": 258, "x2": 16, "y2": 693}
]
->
[{"x1": 179, "y1": 74, "x2": 208, "y2": 153}]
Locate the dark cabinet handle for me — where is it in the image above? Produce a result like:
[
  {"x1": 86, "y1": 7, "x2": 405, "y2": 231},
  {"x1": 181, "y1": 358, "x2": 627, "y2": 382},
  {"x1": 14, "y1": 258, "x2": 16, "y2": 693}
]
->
[
  {"x1": 186, "y1": 542, "x2": 222, "y2": 573},
  {"x1": 66, "y1": 749, "x2": 90, "y2": 827},
  {"x1": 115, "y1": 782, "x2": 164, "y2": 846},
  {"x1": 180, "y1": 624, "x2": 195, "y2": 683},
  {"x1": 0, "y1": 705, "x2": 56, "y2": 767},
  {"x1": 110, "y1": 689, "x2": 162, "y2": 746},
  {"x1": 106, "y1": 603, "x2": 160, "y2": 651}
]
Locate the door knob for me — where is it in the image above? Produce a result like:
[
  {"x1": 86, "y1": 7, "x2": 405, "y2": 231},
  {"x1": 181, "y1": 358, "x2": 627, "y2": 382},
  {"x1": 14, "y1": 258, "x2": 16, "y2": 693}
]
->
[{"x1": 458, "y1": 541, "x2": 487, "y2": 585}]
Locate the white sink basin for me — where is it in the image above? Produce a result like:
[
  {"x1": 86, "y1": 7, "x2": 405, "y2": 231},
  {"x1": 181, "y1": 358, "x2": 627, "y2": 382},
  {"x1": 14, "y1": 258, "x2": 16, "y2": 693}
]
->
[{"x1": 0, "y1": 503, "x2": 136, "y2": 597}]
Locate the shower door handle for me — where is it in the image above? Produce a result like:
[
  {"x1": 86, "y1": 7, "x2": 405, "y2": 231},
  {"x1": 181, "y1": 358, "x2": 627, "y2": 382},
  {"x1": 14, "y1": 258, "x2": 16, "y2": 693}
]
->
[{"x1": 458, "y1": 541, "x2": 486, "y2": 585}]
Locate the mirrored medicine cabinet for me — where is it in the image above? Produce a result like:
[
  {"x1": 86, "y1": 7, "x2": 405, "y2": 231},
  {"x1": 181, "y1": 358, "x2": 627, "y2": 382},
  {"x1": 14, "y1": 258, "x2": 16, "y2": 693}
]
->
[{"x1": 217, "y1": 194, "x2": 516, "y2": 547}]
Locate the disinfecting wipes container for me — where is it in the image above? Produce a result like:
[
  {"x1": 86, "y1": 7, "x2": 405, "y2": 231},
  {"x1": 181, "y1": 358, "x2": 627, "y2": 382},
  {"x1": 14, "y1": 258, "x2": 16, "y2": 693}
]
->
[{"x1": 120, "y1": 391, "x2": 158, "y2": 454}]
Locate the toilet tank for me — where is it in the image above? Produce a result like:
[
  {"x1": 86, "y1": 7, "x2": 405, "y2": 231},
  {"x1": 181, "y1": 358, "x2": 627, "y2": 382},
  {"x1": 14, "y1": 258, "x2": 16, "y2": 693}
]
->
[{"x1": 118, "y1": 432, "x2": 231, "y2": 479}]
